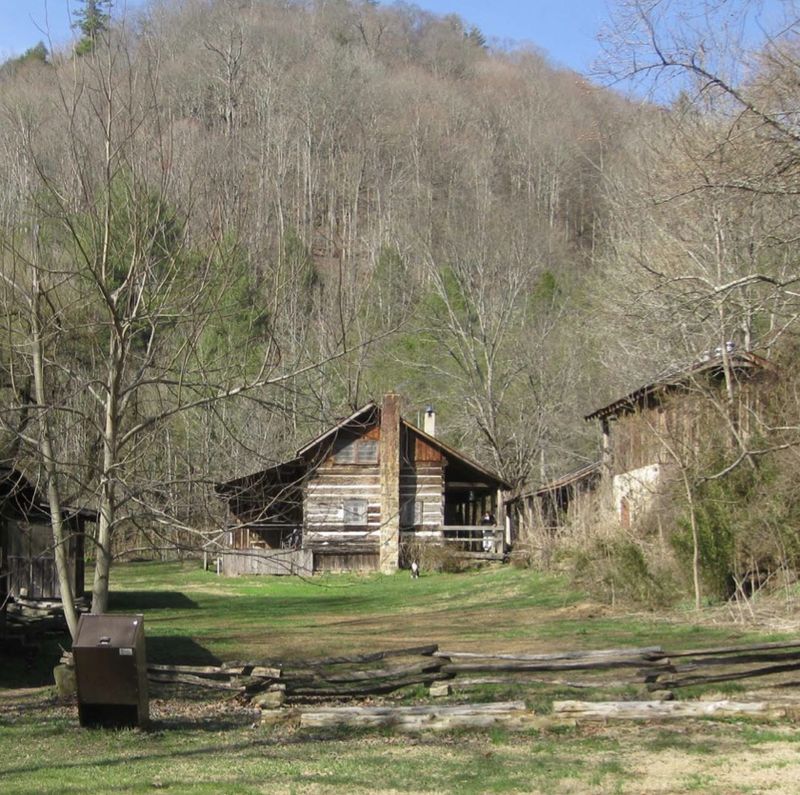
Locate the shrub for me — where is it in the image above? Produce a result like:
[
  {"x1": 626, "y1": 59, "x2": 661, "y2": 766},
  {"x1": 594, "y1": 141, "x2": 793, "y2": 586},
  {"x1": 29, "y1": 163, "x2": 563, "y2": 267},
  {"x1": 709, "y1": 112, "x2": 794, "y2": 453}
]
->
[
  {"x1": 400, "y1": 539, "x2": 470, "y2": 573},
  {"x1": 569, "y1": 537, "x2": 679, "y2": 608}
]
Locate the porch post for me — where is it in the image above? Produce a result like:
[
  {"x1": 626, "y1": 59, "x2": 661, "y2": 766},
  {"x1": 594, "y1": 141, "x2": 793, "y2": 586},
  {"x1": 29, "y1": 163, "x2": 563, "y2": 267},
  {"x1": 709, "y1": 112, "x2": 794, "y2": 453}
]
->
[
  {"x1": 601, "y1": 418, "x2": 612, "y2": 472},
  {"x1": 379, "y1": 393, "x2": 401, "y2": 573},
  {"x1": 497, "y1": 487, "x2": 509, "y2": 551}
]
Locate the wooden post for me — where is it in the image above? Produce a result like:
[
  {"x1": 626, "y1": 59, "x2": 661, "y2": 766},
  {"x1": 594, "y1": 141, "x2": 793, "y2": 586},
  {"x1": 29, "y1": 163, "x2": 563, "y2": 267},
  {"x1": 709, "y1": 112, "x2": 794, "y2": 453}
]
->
[
  {"x1": 380, "y1": 393, "x2": 401, "y2": 573},
  {"x1": 497, "y1": 488, "x2": 507, "y2": 550},
  {"x1": 601, "y1": 418, "x2": 612, "y2": 472}
]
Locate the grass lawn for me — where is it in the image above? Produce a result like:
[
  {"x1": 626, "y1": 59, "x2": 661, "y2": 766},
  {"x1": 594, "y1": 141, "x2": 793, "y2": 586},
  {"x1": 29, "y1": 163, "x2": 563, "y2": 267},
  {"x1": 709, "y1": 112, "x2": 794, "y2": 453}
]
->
[
  {"x1": 2, "y1": 561, "x2": 800, "y2": 793},
  {"x1": 105, "y1": 561, "x2": 784, "y2": 664}
]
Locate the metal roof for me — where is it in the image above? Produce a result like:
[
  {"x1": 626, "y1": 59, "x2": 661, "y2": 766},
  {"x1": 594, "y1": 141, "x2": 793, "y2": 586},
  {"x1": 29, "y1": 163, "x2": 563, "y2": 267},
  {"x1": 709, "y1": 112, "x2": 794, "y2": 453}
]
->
[
  {"x1": 584, "y1": 351, "x2": 774, "y2": 422},
  {"x1": 519, "y1": 461, "x2": 601, "y2": 499},
  {"x1": 0, "y1": 466, "x2": 98, "y2": 522}
]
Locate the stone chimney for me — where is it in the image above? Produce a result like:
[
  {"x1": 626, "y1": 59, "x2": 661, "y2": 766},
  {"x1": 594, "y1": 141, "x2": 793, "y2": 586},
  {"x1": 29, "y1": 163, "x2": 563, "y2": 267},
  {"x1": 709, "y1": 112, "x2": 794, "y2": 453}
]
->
[
  {"x1": 423, "y1": 405, "x2": 436, "y2": 437},
  {"x1": 379, "y1": 393, "x2": 401, "y2": 574}
]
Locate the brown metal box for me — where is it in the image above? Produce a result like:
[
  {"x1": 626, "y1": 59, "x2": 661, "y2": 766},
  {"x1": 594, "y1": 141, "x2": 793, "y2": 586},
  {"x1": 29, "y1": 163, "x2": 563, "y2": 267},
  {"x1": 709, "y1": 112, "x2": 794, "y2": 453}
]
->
[{"x1": 73, "y1": 613, "x2": 148, "y2": 728}]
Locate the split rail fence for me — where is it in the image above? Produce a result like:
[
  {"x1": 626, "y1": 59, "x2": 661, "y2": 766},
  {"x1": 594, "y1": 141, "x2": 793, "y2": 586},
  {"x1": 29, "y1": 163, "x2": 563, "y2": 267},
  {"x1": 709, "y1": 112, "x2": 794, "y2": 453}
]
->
[{"x1": 59, "y1": 638, "x2": 800, "y2": 704}]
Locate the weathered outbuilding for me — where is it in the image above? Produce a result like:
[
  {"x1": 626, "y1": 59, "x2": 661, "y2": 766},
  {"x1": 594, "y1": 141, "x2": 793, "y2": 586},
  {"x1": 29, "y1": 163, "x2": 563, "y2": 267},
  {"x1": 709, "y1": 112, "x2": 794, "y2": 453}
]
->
[
  {"x1": 215, "y1": 394, "x2": 512, "y2": 575},
  {"x1": 0, "y1": 466, "x2": 96, "y2": 601},
  {"x1": 585, "y1": 350, "x2": 775, "y2": 528},
  {"x1": 513, "y1": 349, "x2": 775, "y2": 538}
]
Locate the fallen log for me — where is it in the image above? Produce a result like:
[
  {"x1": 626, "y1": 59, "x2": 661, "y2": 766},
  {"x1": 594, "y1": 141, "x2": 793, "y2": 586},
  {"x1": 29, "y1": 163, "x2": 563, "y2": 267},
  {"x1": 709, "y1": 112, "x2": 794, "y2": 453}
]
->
[
  {"x1": 220, "y1": 661, "x2": 282, "y2": 677},
  {"x1": 450, "y1": 676, "x2": 640, "y2": 691},
  {"x1": 442, "y1": 658, "x2": 665, "y2": 674},
  {"x1": 282, "y1": 659, "x2": 444, "y2": 685},
  {"x1": 148, "y1": 672, "x2": 245, "y2": 691},
  {"x1": 59, "y1": 655, "x2": 282, "y2": 681},
  {"x1": 553, "y1": 699, "x2": 789, "y2": 721},
  {"x1": 250, "y1": 665, "x2": 282, "y2": 678},
  {"x1": 220, "y1": 662, "x2": 282, "y2": 679},
  {"x1": 148, "y1": 663, "x2": 247, "y2": 677},
  {"x1": 299, "y1": 700, "x2": 537, "y2": 731},
  {"x1": 666, "y1": 650, "x2": 800, "y2": 671}
]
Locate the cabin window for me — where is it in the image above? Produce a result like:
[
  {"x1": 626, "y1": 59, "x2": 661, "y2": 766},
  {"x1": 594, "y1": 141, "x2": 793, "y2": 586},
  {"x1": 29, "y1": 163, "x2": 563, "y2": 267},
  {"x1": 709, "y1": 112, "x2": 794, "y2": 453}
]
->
[
  {"x1": 356, "y1": 439, "x2": 378, "y2": 463},
  {"x1": 334, "y1": 442, "x2": 356, "y2": 464},
  {"x1": 333, "y1": 438, "x2": 379, "y2": 465},
  {"x1": 343, "y1": 498, "x2": 368, "y2": 525},
  {"x1": 401, "y1": 499, "x2": 423, "y2": 526}
]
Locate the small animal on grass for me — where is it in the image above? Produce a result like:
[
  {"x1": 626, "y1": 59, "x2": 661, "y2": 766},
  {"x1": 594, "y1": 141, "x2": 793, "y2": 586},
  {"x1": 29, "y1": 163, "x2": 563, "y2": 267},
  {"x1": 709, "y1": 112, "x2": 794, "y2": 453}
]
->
[{"x1": 410, "y1": 561, "x2": 420, "y2": 579}]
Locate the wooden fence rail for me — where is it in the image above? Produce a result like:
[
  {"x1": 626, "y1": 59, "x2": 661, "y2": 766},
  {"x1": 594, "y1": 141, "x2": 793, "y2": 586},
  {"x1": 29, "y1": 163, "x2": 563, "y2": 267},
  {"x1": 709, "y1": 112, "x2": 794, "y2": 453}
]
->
[{"x1": 59, "y1": 637, "x2": 800, "y2": 704}]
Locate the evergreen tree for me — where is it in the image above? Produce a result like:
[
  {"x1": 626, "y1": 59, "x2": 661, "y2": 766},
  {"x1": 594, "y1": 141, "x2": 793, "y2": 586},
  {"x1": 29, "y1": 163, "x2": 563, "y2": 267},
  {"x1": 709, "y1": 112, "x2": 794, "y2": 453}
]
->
[
  {"x1": 0, "y1": 41, "x2": 48, "y2": 77},
  {"x1": 73, "y1": 0, "x2": 112, "y2": 56}
]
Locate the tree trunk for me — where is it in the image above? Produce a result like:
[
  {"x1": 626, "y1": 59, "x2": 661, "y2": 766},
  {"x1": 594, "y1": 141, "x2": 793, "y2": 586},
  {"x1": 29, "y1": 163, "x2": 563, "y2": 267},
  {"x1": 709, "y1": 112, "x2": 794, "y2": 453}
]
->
[
  {"x1": 91, "y1": 337, "x2": 122, "y2": 614},
  {"x1": 31, "y1": 275, "x2": 79, "y2": 639}
]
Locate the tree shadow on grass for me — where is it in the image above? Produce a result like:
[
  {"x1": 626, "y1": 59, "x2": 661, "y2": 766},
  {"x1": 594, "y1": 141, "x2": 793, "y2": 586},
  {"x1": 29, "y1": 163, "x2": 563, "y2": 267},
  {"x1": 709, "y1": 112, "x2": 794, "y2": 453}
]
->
[
  {"x1": 146, "y1": 635, "x2": 221, "y2": 666},
  {"x1": 109, "y1": 590, "x2": 200, "y2": 612},
  {"x1": 0, "y1": 634, "x2": 71, "y2": 689},
  {"x1": 148, "y1": 704, "x2": 260, "y2": 732}
]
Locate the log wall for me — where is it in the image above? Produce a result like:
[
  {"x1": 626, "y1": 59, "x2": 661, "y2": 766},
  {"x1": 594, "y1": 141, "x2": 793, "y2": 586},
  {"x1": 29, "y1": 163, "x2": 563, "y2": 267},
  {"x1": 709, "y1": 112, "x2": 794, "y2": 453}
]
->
[
  {"x1": 302, "y1": 422, "x2": 447, "y2": 569},
  {"x1": 401, "y1": 428, "x2": 444, "y2": 529},
  {"x1": 400, "y1": 465, "x2": 444, "y2": 528},
  {"x1": 304, "y1": 467, "x2": 382, "y2": 554}
]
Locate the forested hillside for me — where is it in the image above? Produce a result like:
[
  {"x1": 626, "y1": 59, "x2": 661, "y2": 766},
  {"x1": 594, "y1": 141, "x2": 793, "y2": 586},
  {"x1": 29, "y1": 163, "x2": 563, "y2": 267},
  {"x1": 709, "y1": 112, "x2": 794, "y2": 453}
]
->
[{"x1": 2, "y1": 0, "x2": 799, "y2": 609}]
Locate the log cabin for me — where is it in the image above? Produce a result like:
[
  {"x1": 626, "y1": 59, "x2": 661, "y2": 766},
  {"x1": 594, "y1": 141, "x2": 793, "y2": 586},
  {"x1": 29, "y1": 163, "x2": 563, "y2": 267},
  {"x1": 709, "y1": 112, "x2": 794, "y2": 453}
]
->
[
  {"x1": 215, "y1": 394, "x2": 512, "y2": 575},
  {"x1": 0, "y1": 466, "x2": 96, "y2": 602},
  {"x1": 514, "y1": 349, "x2": 775, "y2": 539}
]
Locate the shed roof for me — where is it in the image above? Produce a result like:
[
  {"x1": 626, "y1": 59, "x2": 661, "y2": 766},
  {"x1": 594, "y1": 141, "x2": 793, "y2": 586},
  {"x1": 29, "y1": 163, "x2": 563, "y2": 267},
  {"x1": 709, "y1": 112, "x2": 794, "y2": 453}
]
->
[
  {"x1": 0, "y1": 466, "x2": 98, "y2": 522},
  {"x1": 518, "y1": 461, "x2": 601, "y2": 500}
]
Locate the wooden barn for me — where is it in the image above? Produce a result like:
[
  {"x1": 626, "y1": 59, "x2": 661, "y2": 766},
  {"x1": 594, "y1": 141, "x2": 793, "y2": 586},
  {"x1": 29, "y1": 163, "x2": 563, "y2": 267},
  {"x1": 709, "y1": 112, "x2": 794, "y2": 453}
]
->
[
  {"x1": 513, "y1": 349, "x2": 775, "y2": 539},
  {"x1": 585, "y1": 349, "x2": 775, "y2": 529},
  {"x1": 0, "y1": 466, "x2": 96, "y2": 602},
  {"x1": 215, "y1": 394, "x2": 512, "y2": 575}
]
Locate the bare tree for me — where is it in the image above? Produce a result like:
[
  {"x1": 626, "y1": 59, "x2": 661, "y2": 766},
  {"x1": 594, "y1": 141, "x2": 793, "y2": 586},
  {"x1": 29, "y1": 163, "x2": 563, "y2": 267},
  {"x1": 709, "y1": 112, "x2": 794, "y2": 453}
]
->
[{"x1": 0, "y1": 15, "x2": 387, "y2": 623}]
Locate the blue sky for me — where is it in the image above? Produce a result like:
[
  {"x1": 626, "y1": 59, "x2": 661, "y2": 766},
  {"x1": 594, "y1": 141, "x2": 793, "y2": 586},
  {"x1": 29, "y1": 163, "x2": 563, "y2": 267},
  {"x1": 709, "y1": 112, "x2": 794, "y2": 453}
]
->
[{"x1": 1, "y1": 0, "x2": 611, "y2": 73}]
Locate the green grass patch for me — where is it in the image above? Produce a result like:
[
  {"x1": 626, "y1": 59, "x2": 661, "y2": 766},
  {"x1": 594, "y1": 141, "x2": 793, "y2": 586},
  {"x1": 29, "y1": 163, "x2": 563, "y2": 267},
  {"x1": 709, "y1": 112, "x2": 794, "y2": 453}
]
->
[
  {"x1": 3, "y1": 561, "x2": 800, "y2": 792},
  {"x1": 98, "y1": 561, "x2": 782, "y2": 666}
]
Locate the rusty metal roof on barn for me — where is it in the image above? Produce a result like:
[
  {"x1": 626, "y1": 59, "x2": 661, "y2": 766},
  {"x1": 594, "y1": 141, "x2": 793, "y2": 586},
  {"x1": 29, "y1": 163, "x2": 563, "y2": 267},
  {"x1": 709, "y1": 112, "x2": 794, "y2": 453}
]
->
[{"x1": 584, "y1": 350, "x2": 775, "y2": 422}]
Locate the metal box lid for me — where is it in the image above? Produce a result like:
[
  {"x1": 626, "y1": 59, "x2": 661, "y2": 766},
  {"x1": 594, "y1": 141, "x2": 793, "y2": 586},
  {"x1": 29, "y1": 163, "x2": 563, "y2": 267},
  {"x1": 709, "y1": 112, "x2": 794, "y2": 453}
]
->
[{"x1": 73, "y1": 614, "x2": 144, "y2": 649}]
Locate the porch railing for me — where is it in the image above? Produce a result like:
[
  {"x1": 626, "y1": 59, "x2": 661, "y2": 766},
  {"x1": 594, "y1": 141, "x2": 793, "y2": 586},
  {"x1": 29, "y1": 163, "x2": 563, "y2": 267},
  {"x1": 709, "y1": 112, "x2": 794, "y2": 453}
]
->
[{"x1": 441, "y1": 525, "x2": 504, "y2": 554}]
